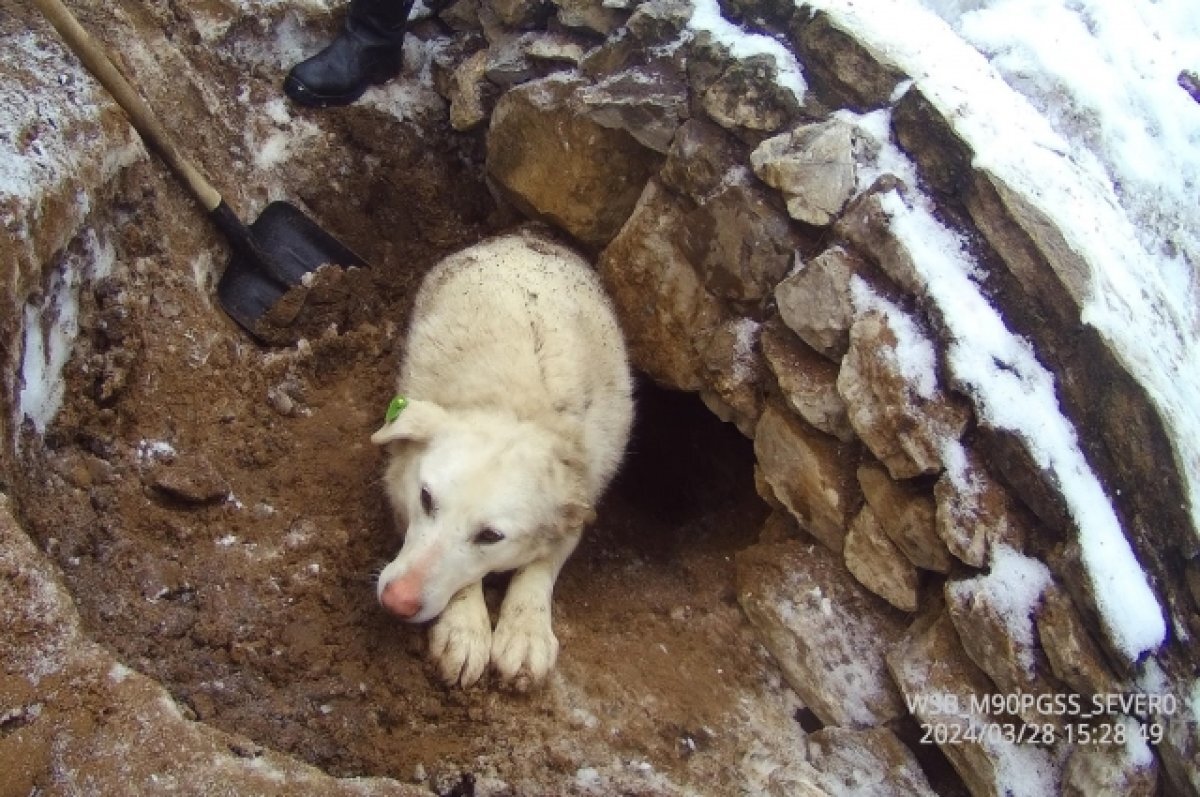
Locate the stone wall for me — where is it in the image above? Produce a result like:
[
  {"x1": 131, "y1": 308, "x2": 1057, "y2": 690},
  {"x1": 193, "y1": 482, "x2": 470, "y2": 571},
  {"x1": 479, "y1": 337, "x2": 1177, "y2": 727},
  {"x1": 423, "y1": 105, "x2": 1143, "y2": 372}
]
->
[{"x1": 432, "y1": 0, "x2": 1198, "y2": 793}]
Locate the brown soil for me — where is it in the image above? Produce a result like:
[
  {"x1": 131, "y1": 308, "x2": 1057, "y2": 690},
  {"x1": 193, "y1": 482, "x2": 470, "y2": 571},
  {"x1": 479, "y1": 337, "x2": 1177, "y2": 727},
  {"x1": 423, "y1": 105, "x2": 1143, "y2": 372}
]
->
[{"x1": 4, "y1": 27, "x2": 805, "y2": 790}]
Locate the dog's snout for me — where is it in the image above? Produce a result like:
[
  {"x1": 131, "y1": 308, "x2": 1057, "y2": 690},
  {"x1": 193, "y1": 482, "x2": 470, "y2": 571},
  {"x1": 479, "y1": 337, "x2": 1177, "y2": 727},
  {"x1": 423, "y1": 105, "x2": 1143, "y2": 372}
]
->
[{"x1": 380, "y1": 579, "x2": 424, "y2": 620}]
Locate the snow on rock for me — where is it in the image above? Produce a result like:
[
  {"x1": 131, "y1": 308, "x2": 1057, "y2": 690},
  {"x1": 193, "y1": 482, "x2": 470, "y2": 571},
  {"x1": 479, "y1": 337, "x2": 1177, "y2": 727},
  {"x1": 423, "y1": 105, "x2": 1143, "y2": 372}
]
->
[
  {"x1": 686, "y1": 0, "x2": 807, "y2": 103},
  {"x1": 869, "y1": 184, "x2": 1165, "y2": 661},
  {"x1": 1062, "y1": 714, "x2": 1159, "y2": 796},
  {"x1": 933, "y1": 438, "x2": 1026, "y2": 568},
  {"x1": 736, "y1": 535, "x2": 908, "y2": 729},
  {"x1": 928, "y1": 0, "x2": 1199, "y2": 282},
  {"x1": 888, "y1": 611, "x2": 1065, "y2": 797},
  {"x1": 837, "y1": 278, "x2": 970, "y2": 479},
  {"x1": 945, "y1": 545, "x2": 1065, "y2": 727},
  {"x1": 947, "y1": 546, "x2": 1053, "y2": 676},
  {"x1": 808, "y1": 0, "x2": 1200, "y2": 548}
]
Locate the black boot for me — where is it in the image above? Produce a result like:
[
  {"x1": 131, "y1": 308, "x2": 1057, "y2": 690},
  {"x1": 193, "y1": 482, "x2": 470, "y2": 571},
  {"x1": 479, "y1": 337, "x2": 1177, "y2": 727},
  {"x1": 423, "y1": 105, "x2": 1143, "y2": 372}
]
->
[{"x1": 284, "y1": 0, "x2": 414, "y2": 108}]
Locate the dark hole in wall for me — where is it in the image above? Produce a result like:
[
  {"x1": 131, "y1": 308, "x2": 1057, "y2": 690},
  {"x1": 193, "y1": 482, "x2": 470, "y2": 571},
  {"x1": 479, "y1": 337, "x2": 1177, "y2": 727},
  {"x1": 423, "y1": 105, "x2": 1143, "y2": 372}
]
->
[{"x1": 589, "y1": 375, "x2": 768, "y2": 562}]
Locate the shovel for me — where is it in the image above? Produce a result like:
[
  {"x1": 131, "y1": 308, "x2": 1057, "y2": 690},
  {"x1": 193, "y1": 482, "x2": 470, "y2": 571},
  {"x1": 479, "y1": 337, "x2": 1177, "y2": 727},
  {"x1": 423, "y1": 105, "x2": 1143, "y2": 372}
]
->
[{"x1": 33, "y1": 0, "x2": 368, "y2": 339}]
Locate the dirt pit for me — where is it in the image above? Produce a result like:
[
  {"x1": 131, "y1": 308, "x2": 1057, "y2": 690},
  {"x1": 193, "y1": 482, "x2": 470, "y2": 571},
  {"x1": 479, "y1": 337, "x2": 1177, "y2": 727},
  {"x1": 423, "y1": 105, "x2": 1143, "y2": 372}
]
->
[{"x1": 7, "y1": 104, "x2": 807, "y2": 793}]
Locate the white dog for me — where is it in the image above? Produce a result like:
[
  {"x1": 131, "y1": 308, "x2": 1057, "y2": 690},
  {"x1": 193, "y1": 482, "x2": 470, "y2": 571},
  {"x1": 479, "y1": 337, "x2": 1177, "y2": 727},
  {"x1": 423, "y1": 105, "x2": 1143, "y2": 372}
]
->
[{"x1": 370, "y1": 230, "x2": 633, "y2": 689}]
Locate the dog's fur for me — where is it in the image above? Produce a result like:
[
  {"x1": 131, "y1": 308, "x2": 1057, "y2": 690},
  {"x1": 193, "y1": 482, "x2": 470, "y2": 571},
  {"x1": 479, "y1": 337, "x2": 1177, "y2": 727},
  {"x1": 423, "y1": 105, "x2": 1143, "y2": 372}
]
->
[{"x1": 371, "y1": 230, "x2": 633, "y2": 689}]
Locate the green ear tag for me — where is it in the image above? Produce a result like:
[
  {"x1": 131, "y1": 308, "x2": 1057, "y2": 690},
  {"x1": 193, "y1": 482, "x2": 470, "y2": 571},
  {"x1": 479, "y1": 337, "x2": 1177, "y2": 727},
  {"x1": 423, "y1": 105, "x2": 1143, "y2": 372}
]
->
[{"x1": 385, "y1": 395, "x2": 408, "y2": 424}]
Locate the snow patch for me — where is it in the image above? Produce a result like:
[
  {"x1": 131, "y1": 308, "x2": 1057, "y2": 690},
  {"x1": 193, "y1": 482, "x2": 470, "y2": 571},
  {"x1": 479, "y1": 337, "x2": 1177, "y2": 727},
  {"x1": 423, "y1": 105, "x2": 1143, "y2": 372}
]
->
[
  {"x1": 245, "y1": 98, "x2": 323, "y2": 172},
  {"x1": 136, "y1": 440, "x2": 177, "y2": 463},
  {"x1": 17, "y1": 230, "x2": 116, "y2": 437}
]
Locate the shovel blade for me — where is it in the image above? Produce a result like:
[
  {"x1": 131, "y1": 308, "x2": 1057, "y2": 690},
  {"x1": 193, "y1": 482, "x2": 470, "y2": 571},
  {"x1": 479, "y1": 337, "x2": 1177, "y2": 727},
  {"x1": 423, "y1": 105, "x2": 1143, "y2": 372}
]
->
[{"x1": 216, "y1": 201, "x2": 368, "y2": 338}]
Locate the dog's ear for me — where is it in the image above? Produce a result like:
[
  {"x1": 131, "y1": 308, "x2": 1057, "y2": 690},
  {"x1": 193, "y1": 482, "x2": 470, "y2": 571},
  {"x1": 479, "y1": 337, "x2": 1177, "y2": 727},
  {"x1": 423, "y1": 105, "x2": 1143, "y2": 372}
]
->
[{"x1": 370, "y1": 399, "x2": 448, "y2": 445}]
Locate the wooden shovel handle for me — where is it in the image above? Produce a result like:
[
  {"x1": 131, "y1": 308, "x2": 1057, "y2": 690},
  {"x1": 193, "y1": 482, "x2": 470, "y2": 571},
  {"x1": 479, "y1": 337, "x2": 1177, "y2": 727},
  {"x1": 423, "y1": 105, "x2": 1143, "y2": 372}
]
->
[{"x1": 32, "y1": 0, "x2": 224, "y2": 212}]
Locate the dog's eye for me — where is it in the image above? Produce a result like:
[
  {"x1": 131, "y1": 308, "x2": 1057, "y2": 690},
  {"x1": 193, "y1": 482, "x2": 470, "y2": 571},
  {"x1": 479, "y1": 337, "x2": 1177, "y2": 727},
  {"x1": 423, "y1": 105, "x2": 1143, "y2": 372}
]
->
[
  {"x1": 473, "y1": 527, "x2": 505, "y2": 545},
  {"x1": 420, "y1": 486, "x2": 434, "y2": 515}
]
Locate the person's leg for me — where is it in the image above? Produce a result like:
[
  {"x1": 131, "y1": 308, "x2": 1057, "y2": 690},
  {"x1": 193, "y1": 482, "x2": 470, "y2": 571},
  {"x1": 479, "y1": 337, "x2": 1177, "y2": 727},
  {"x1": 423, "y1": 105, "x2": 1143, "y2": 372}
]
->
[{"x1": 283, "y1": 0, "x2": 414, "y2": 108}]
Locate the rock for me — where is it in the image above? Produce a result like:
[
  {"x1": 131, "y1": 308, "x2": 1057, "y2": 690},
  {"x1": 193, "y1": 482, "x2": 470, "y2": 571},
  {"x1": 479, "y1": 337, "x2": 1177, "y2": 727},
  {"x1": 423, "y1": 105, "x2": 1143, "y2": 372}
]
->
[
  {"x1": 754, "y1": 404, "x2": 861, "y2": 553},
  {"x1": 897, "y1": 67, "x2": 1200, "y2": 660},
  {"x1": 806, "y1": 727, "x2": 937, "y2": 797},
  {"x1": 92, "y1": 348, "x2": 138, "y2": 405},
  {"x1": 597, "y1": 179, "x2": 725, "y2": 389},
  {"x1": 760, "y1": 317, "x2": 854, "y2": 442},
  {"x1": 678, "y1": 169, "x2": 801, "y2": 301},
  {"x1": 750, "y1": 118, "x2": 857, "y2": 226},
  {"x1": 754, "y1": 467, "x2": 787, "y2": 517},
  {"x1": 490, "y1": 0, "x2": 550, "y2": 28},
  {"x1": 736, "y1": 539, "x2": 909, "y2": 728},
  {"x1": 660, "y1": 118, "x2": 747, "y2": 202},
  {"x1": 1187, "y1": 558, "x2": 1200, "y2": 613},
  {"x1": 844, "y1": 505, "x2": 920, "y2": 612},
  {"x1": 1062, "y1": 718, "x2": 1158, "y2": 797},
  {"x1": 699, "y1": 316, "x2": 763, "y2": 436},
  {"x1": 266, "y1": 385, "x2": 297, "y2": 417},
  {"x1": 789, "y1": 10, "x2": 906, "y2": 112},
  {"x1": 484, "y1": 32, "x2": 548, "y2": 88},
  {"x1": 701, "y1": 54, "x2": 803, "y2": 135},
  {"x1": 721, "y1": 0, "x2": 797, "y2": 29},
  {"x1": 834, "y1": 179, "x2": 926, "y2": 297},
  {"x1": 965, "y1": 169, "x2": 1082, "y2": 331},
  {"x1": 577, "y1": 63, "x2": 689, "y2": 153},
  {"x1": 625, "y1": 0, "x2": 694, "y2": 43},
  {"x1": 934, "y1": 440, "x2": 1028, "y2": 568},
  {"x1": 552, "y1": 0, "x2": 625, "y2": 35},
  {"x1": 890, "y1": 85, "x2": 974, "y2": 200},
  {"x1": 439, "y1": 0, "x2": 485, "y2": 32},
  {"x1": 486, "y1": 75, "x2": 663, "y2": 245},
  {"x1": 774, "y1": 245, "x2": 870, "y2": 361},
  {"x1": 147, "y1": 453, "x2": 230, "y2": 505},
  {"x1": 524, "y1": 33, "x2": 588, "y2": 66},
  {"x1": 837, "y1": 304, "x2": 970, "y2": 479},
  {"x1": 1156, "y1": 671, "x2": 1200, "y2": 797},
  {"x1": 887, "y1": 612, "x2": 1064, "y2": 797},
  {"x1": 741, "y1": 753, "x2": 831, "y2": 797},
  {"x1": 1180, "y1": 69, "x2": 1200, "y2": 105},
  {"x1": 857, "y1": 462, "x2": 952, "y2": 573},
  {"x1": 448, "y1": 49, "x2": 494, "y2": 131},
  {"x1": 765, "y1": 773, "x2": 833, "y2": 797},
  {"x1": 945, "y1": 546, "x2": 1063, "y2": 726},
  {"x1": 1034, "y1": 585, "x2": 1125, "y2": 699}
]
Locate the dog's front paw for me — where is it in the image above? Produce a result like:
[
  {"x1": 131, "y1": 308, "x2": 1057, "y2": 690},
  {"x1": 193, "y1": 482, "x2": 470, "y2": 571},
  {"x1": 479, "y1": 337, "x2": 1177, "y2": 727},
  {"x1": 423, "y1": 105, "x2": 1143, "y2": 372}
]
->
[
  {"x1": 428, "y1": 590, "x2": 492, "y2": 688},
  {"x1": 491, "y1": 608, "x2": 559, "y2": 691}
]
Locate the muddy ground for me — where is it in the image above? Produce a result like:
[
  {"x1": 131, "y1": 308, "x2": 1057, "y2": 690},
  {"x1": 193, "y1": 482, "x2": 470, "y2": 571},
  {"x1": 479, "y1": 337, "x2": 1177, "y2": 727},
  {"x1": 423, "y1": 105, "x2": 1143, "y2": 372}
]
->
[{"x1": 4, "y1": 21, "x2": 810, "y2": 792}]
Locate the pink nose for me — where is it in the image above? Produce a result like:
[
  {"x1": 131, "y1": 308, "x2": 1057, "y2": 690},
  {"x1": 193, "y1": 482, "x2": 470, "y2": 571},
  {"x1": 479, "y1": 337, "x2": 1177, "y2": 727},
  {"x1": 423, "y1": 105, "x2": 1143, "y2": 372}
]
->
[{"x1": 380, "y1": 579, "x2": 423, "y2": 619}]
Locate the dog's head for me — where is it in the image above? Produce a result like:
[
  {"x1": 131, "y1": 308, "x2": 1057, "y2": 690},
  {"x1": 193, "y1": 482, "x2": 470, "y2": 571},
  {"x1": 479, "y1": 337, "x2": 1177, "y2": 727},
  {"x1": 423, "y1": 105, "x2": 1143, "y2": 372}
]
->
[{"x1": 370, "y1": 399, "x2": 594, "y2": 623}]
